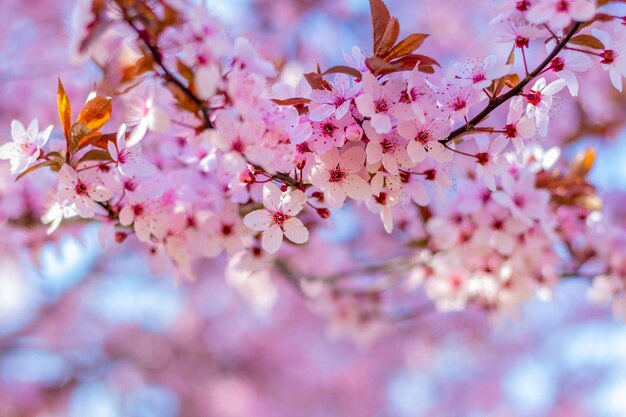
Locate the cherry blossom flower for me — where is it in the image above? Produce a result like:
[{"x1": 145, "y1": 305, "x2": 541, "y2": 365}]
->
[
  {"x1": 354, "y1": 72, "x2": 403, "y2": 134},
  {"x1": 202, "y1": 202, "x2": 248, "y2": 256},
  {"x1": 124, "y1": 81, "x2": 171, "y2": 147},
  {"x1": 392, "y1": 71, "x2": 437, "y2": 122},
  {"x1": 522, "y1": 77, "x2": 566, "y2": 137},
  {"x1": 499, "y1": 97, "x2": 536, "y2": 154},
  {"x1": 243, "y1": 183, "x2": 309, "y2": 253},
  {"x1": 57, "y1": 164, "x2": 113, "y2": 218},
  {"x1": 107, "y1": 124, "x2": 144, "y2": 176},
  {"x1": 309, "y1": 114, "x2": 350, "y2": 153},
  {"x1": 309, "y1": 146, "x2": 371, "y2": 208},
  {"x1": 526, "y1": 0, "x2": 595, "y2": 30},
  {"x1": 195, "y1": 63, "x2": 221, "y2": 100},
  {"x1": 308, "y1": 74, "x2": 360, "y2": 121},
  {"x1": 435, "y1": 83, "x2": 481, "y2": 120},
  {"x1": 41, "y1": 198, "x2": 78, "y2": 235},
  {"x1": 0, "y1": 120, "x2": 52, "y2": 175},
  {"x1": 420, "y1": 158, "x2": 453, "y2": 190},
  {"x1": 546, "y1": 46, "x2": 593, "y2": 96},
  {"x1": 592, "y1": 27, "x2": 626, "y2": 92},
  {"x1": 234, "y1": 37, "x2": 276, "y2": 77},
  {"x1": 365, "y1": 189, "x2": 400, "y2": 233},
  {"x1": 119, "y1": 198, "x2": 168, "y2": 243},
  {"x1": 363, "y1": 122, "x2": 412, "y2": 176},
  {"x1": 497, "y1": 20, "x2": 547, "y2": 49},
  {"x1": 397, "y1": 117, "x2": 452, "y2": 163},
  {"x1": 450, "y1": 55, "x2": 511, "y2": 90},
  {"x1": 426, "y1": 253, "x2": 472, "y2": 311},
  {"x1": 492, "y1": 171, "x2": 551, "y2": 226},
  {"x1": 473, "y1": 135, "x2": 508, "y2": 191},
  {"x1": 213, "y1": 112, "x2": 267, "y2": 172}
]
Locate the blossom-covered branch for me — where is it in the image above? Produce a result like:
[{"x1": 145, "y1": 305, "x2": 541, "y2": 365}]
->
[{"x1": 1, "y1": 0, "x2": 626, "y2": 337}]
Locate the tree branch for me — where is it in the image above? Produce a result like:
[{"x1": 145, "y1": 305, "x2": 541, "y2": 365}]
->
[{"x1": 440, "y1": 22, "x2": 581, "y2": 144}]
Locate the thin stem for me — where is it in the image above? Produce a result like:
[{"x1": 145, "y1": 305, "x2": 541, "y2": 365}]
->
[
  {"x1": 442, "y1": 142, "x2": 479, "y2": 160},
  {"x1": 564, "y1": 46, "x2": 604, "y2": 57},
  {"x1": 440, "y1": 22, "x2": 581, "y2": 145},
  {"x1": 521, "y1": 47, "x2": 530, "y2": 76},
  {"x1": 121, "y1": 11, "x2": 214, "y2": 130}
]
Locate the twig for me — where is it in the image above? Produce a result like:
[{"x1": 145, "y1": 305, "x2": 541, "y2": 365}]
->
[{"x1": 440, "y1": 23, "x2": 581, "y2": 145}]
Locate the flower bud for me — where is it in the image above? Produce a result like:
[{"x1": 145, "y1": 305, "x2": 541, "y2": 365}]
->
[
  {"x1": 316, "y1": 208, "x2": 331, "y2": 219},
  {"x1": 311, "y1": 191, "x2": 324, "y2": 202},
  {"x1": 238, "y1": 169, "x2": 256, "y2": 184},
  {"x1": 345, "y1": 124, "x2": 364, "y2": 142},
  {"x1": 115, "y1": 232, "x2": 128, "y2": 244}
]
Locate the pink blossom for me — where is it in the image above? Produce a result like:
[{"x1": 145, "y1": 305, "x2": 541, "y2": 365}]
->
[
  {"x1": 546, "y1": 47, "x2": 593, "y2": 96},
  {"x1": 492, "y1": 171, "x2": 551, "y2": 226},
  {"x1": 195, "y1": 63, "x2": 222, "y2": 100},
  {"x1": 397, "y1": 117, "x2": 452, "y2": 163},
  {"x1": 354, "y1": 72, "x2": 403, "y2": 134},
  {"x1": 473, "y1": 135, "x2": 508, "y2": 191},
  {"x1": 243, "y1": 183, "x2": 309, "y2": 253},
  {"x1": 592, "y1": 27, "x2": 626, "y2": 92},
  {"x1": 308, "y1": 74, "x2": 360, "y2": 121},
  {"x1": 309, "y1": 146, "x2": 371, "y2": 208},
  {"x1": 365, "y1": 190, "x2": 400, "y2": 233},
  {"x1": 57, "y1": 164, "x2": 113, "y2": 218},
  {"x1": 363, "y1": 122, "x2": 412, "y2": 176},
  {"x1": 119, "y1": 198, "x2": 168, "y2": 243},
  {"x1": 527, "y1": 0, "x2": 595, "y2": 30},
  {"x1": 0, "y1": 120, "x2": 52, "y2": 175},
  {"x1": 435, "y1": 83, "x2": 481, "y2": 120},
  {"x1": 107, "y1": 124, "x2": 144, "y2": 177},
  {"x1": 309, "y1": 114, "x2": 350, "y2": 153},
  {"x1": 450, "y1": 55, "x2": 511, "y2": 90},
  {"x1": 124, "y1": 81, "x2": 171, "y2": 146},
  {"x1": 499, "y1": 97, "x2": 536, "y2": 155},
  {"x1": 41, "y1": 198, "x2": 78, "y2": 235},
  {"x1": 522, "y1": 77, "x2": 566, "y2": 137},
  {"x1": 497, "y1": 20, "x2": 547, "y2": 49}
]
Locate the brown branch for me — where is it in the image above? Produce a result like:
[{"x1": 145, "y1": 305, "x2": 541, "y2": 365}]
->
[
  {"x1": 440, "y1": 22, "x2": 581, "y2": 144},
  {"x1": 121, "y1": 12, "x2": 214, "y2": 130}
]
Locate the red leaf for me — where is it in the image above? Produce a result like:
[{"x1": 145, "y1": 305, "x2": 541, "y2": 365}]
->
[
  {"x1": 303, "y1": 72, "x2": 331, "y2": 90},
  {"x1": 369, "y1": 0, "x2": 391, "y2": 55},
  {"x1": 322, "y1": 65, "x2": 362, "y2": 80},
  {"x1": 271, "y1": 97, "x2": 312, "y2": 106},
  {"x1": 383, "y1": 33, "x2": 429, "y2": 60},
  {"x1": 376, "y1": 17, "x2": 399, "y2": 57}
]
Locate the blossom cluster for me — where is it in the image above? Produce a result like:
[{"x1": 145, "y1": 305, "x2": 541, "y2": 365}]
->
[{"x1": 1, "y1": 0, "x2": 626, "y2": 326}]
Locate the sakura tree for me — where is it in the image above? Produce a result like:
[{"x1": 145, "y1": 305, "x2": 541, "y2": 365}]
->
[{"x1": 1, "y1": 0, "x2": 626, "y2": 414}]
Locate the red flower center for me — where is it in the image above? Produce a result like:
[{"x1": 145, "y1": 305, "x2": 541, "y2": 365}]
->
[
  {"x1": 451, "y1": 96, "x2": 467, "y2": 111},
  {"x1": 515, "y1": 36, "x2": 529, "y2": 49},
  {"x1": 382, "y1": 138, "x2": 397, "y2": 153},
  {"x1": 231, "y1": 138, "x2": 245, "y2": 153},
  {"x1": 472, "y1": 73, "x2": 486, "y2": 83},
  {"x1": 133, "y1": 205, "x2": 144, "y2": 216},
  {"x1": 329, "y1": 166, "x2": 346, "y2": 182},
  {"x1": 525, "y1": 90, "x2": 542, "y2": 106},
  {"x1": 475, "y1": 152, "x2": 490, "y2": 165},
  {"x1": 516, "y1": 0, "x2": 530, "y2": 11},
  {"x1": 75, "y1": 182, "x2": 88, "y2": 196},
  {"x1": 601, "y1": 50, "x2": 615, "y2": 65},
  {"x1": 272, "y1": 211, "x2": 286, "y2": 226},
  {"x1": 222, "y1": 223, "x2": 233, "y2": 236},
  {"x1": 550, "y1": 57, "x2": 565, "y2": 72},
  {"x1": 504, "y1": 123, "x2": 517, "y2": 138},
  {"x1": 375, "y1": 99, "x2": 389, "y2": 113},
  {"x1": 416, "y1": 130, "x2": 431, "y2": 144}
]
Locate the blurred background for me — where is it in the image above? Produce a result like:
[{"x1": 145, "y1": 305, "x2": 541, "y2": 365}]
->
[{"x1": 1, "y1": 0, "x2": 626, "y2": 416}]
